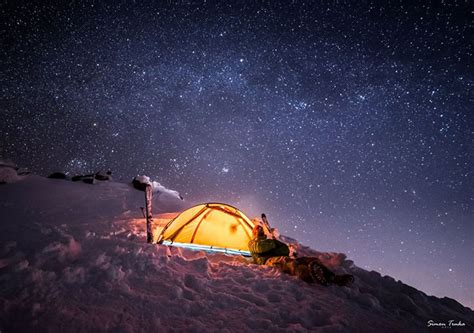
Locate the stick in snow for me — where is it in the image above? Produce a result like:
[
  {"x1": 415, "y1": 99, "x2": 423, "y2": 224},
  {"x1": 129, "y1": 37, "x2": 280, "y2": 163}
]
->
[
  {"x1": 261, "y1": 213, "x2": 275, "y2": 239},
  {"x1": 145, "y1": 185, "x2": 154, "y2": 243}
]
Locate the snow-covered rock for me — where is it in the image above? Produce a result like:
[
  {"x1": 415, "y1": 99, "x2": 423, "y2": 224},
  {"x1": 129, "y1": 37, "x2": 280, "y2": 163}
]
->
[
  {"x1": 0, "y1": 175, "x2": 472, "y2": 332},
  {"x1": 0, "y1": 160, "x2": 23, "y2": 184},
  {"x1": 132, "y1": 175, "x2": 183, "y2": 201}
]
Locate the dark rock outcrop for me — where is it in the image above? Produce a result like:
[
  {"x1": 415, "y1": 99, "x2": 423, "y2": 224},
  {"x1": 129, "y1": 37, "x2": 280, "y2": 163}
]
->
[
  {"x1": 48, "y1": 172, "x2": 67, "y2": 180},
  {"x1": 132, "y1": 177, "x2": 148, "y2": 191}
]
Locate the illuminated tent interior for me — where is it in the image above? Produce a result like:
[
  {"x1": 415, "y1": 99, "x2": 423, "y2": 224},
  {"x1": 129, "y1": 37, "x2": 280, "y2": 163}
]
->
[{"x1": 155, "y1": 203, "x2": 266, "y2": 256}]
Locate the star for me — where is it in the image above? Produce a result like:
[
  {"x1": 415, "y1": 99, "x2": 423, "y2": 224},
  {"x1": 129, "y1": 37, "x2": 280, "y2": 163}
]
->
[{"x1": 2, "y1": 0, "x2": 471, "y2": 309}]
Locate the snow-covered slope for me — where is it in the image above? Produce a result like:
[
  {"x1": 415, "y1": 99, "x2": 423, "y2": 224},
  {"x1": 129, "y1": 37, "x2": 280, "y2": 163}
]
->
[{"x1": 0, "y1": 174, "x2": 473, "y2": 332}]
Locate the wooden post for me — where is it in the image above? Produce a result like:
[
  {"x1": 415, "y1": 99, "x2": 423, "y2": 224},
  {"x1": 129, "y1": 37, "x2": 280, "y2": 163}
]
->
[{"x1": 145, "y1": 185, "x2": 153, "y2": 243}]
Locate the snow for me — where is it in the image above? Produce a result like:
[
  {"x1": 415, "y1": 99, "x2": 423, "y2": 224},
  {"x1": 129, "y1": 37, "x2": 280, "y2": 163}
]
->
[
  {"x1": 0, "y1": 159, "x2": 23, "y2": 184},
  {"x1": 134, "y1": 175, "x2": 183, "y2": 200},
  {"x1": 0, "y1": 173, "x2": 473, "y2": 332},
  {"x1": 0, "y1": 166, "x2": 22, "y2": 184}
]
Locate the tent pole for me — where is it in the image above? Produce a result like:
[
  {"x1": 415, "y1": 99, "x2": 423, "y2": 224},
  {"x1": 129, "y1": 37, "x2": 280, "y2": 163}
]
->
[{"x1": 145, "y1": 185, "x2": 153, "y2": 243}]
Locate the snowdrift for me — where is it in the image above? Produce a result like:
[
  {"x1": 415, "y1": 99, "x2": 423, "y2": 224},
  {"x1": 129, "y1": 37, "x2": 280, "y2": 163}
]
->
[{"x1": 0, "y1": 174, "x2": 473, "y2": 332}]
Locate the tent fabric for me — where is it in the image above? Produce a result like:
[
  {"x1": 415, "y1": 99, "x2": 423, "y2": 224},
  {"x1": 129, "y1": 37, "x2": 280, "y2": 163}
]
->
[{"x1": 156, "y1": 203, "x2": 262, "y2": 254}]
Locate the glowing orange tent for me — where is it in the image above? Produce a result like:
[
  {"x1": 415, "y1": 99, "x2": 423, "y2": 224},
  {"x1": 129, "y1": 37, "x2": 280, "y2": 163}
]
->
[{"x1": 156, "y1": 203, "x2": 266, "y2": 256}]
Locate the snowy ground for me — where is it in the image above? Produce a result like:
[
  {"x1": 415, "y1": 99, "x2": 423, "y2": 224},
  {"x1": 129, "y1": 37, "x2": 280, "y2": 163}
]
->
[{"x1": 0, "y1": 173, "x2": 473, "y2": 332}]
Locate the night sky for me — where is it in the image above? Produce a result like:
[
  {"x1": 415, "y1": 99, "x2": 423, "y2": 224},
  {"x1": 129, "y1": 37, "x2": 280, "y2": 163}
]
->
[{"x1": 2, "y1": 1, "x2": 472, "y2": 307}]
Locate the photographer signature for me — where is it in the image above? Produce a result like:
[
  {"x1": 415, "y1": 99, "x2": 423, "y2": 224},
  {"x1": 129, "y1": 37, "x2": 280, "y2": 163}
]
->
[{"x1": 427, "y1": 319, "x2": 466, "y2": 328}]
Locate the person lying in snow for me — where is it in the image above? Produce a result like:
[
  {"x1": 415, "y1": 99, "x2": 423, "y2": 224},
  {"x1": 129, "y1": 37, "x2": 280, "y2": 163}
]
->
[{"x1": 248, "y1": 224, "x2": 354, "y2": 286}]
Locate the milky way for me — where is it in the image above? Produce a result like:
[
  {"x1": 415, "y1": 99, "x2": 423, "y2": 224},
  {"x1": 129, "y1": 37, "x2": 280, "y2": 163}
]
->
[{"x1": 2, "y1": 1, "x2": 472, "y2": 307}]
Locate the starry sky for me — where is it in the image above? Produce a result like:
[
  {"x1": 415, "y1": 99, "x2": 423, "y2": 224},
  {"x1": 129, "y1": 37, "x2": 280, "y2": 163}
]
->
[{"x1": 2, "y1": 1, "x2": 472, "y2": 308}]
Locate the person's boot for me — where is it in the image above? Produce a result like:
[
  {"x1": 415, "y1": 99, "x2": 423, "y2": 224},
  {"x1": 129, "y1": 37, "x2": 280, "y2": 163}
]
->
[
  {"x1": 309, "y1": 261, "x2": 329, "y2": 285},
  {"x1": 332, "y1": 274, "x2": 354, "y2": 286}
]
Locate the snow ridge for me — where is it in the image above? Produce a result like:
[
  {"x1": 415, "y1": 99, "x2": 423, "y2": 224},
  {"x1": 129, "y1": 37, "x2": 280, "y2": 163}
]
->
[{"x1": 0, "y1": 175, "x2": 473, "y2": 332}]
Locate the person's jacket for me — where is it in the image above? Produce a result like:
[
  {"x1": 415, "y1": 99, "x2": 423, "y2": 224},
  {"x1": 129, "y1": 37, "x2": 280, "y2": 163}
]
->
[{"x1": 248, "y1": 235, "x2": 290, "y2": 265}]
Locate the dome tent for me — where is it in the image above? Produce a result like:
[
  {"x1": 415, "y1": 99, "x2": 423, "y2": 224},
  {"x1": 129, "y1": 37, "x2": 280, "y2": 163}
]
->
[{"x1": 156, "y1": 203, "x2": 267, "y2": 256}]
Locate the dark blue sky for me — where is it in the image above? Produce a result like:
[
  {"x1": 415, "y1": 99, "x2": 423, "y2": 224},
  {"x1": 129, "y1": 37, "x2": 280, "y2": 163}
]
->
[{"x1": 2, "y1": 1, "x2": 472, "y2": 307}]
